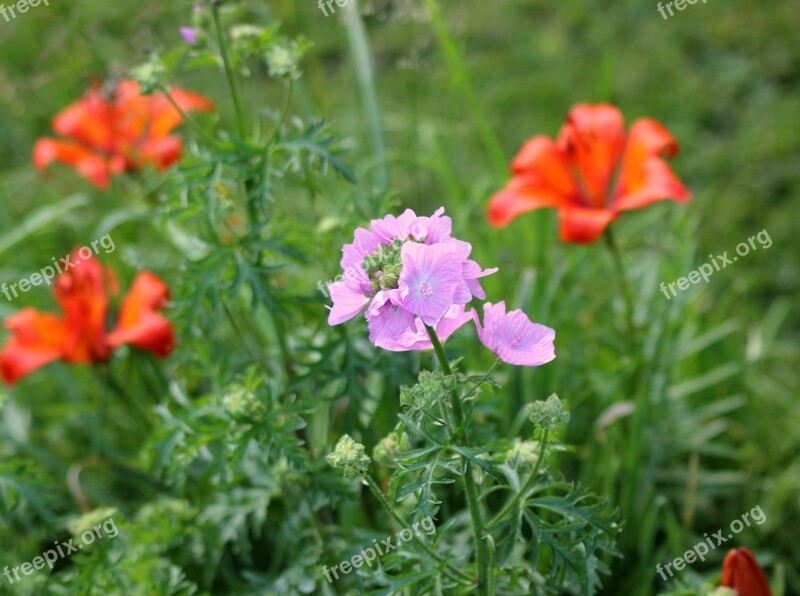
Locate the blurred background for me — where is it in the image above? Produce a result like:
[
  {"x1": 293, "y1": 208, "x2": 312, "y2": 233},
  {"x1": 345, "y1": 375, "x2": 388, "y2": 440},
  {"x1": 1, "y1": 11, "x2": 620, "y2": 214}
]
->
[{"x1": 1, "y1": 0, "x2": 797, "y2": 593}]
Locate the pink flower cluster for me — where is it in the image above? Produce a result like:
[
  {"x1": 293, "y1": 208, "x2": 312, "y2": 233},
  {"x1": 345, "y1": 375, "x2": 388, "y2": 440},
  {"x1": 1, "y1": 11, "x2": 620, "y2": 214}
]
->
[{"x1": 326, "y1": 207, "x2": 556, "y2": 367}]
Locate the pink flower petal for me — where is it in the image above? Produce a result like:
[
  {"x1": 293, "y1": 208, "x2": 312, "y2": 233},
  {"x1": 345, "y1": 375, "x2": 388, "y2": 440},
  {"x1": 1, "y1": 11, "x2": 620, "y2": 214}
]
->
[
  {"x1": 327, "y1": 282, "x2": 370, "y2": 325},
  {"x1": 398, "y1": 242, "x2": 464, "y2": 326},
  {"x1": 475, "y1": 301, "x2": 555, "y2": 366}
]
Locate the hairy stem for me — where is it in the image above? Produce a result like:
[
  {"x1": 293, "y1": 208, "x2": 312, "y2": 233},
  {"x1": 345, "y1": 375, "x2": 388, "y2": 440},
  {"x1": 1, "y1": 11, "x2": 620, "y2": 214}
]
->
[
  {"x1": 363, "y1": 475, "x2": 474, "y2": 585},
  {"x1": 157, "y1": 85, "x2": 218, "y2": 147},
  {"x1": 424, "y1": 325, "x2": 490, "y2": 595},
  {"x1": 211, "y1": 4, "x2": 246, "y2": 139}
]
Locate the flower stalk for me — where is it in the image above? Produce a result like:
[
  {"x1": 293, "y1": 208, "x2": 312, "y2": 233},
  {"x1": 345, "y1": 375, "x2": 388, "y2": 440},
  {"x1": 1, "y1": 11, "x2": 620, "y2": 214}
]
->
[{"x1": 425, "y1": 324, "x2": 490, "y2": 595}]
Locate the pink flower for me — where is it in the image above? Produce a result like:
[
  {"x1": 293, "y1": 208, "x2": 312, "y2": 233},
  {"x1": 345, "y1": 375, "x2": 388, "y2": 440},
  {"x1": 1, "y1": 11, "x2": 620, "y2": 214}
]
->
[
  {"x1": 180, "y1": 27, "x2": 199, "y2": 45},
  {"x1": 326, "y1": 208, "x2": 497, "y2": 348},
  {"x1": 473, "y1": 302, "x2": 555, "y2": 366}
]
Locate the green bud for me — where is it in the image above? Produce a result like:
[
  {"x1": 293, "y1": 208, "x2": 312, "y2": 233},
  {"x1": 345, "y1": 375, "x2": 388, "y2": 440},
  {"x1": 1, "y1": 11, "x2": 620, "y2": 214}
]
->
[
  {"x1": 379, "y1": 272, "x2": 398, "y2": 289},
  {"x1": 129, "y1": 54, "x2": 166, "y2": 95},
  {"x1": 400, "y1": 370, "x2": 453, "y2": 409},
  {"x1": 222, "y1": 385, "x2": 266, "y2": 422},
  {"x1": 231, "y1": 24, "x2": 269, "y2": 43},
  {"x1": 506, "y1": 438, "x2": 540, "y2": 467},
  {"x1": 373, "y1": 430, "x2": 411, "y2": 466},
  {"x1": 265, "y1": 39, "x2": 306, "y2": 81},
  {"x1": 327, "y1": 434, "x2": 371, "y2": 479},
  {"x1": 526, "y1": 394, "x2": 570, "y2": 430},
  {"x1": 136, "y1": 499, "x2": 195, "y2": 526},
  {"x1": 67, "y1": 507, "x2": 119, "y2": 539}
]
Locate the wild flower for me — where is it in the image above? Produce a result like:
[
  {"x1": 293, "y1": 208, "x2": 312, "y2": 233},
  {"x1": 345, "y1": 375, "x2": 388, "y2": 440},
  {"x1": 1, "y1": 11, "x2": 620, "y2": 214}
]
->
[
  {"x1": 487, "y1": 103, "x2": 691, "y2": 243},
  {"x1": 0, "y1": 252, "x2": 174, "y2": 384},
  {"x1": 326, "y1": 206, "x2": 497, "y2": 348},
  {"x1": 32, "y1": 80, "x2": 214, "y2": 189}
]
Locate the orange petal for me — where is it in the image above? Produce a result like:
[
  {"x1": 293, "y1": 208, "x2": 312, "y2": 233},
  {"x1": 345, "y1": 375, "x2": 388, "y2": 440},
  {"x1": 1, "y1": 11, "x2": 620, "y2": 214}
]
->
[
  {"x1": 0, "y1": 309, "x2": 69, "y2": 385},
  {"x1": 488, "y1": 175, "x2": 572, "y2": 228},
  {"x1": 32, "y1": 138, "x2": 111, "y2": 189},
  {"x1": 721, "y1": 548, "x2": 771, "y2": 596},
  {"x1": 511, "y1": 136, "x2": 580, "y2": 197},
  {"x1": 557, "y1": 103, "x2": 626, "y2": 208},
  {"x1": 114, "y1": 80, "x2": 156, "y2": 145},
  {"x1": 53, "y1": 252, "x2": 112, "y2": 362},
  {"x1": 51, "y1": 86, "x2": 114, "y2": 151},
  {"x1": 148, "y1": 87, "x2": 215, "y2": 139},
  {"x1": 108, "y1": 272, "x2": 174, "y2": 357},
  {"x1": 557, "y1": 207, "x2": 618, "y2": 243},
  {"x1": 613, "y1": 118, "x2": 691, "y2": 211},
  {"x1": 138, "y1": 135, "x2": 183, "y2": 170}
]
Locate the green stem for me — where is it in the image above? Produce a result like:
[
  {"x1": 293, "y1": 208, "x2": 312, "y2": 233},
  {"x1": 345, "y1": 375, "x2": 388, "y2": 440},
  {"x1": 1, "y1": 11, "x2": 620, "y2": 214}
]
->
[
  {"x1": 461, "y1": 358, "x2": 500, "y2": 403},
  {"x1": 157, "y1": 85, "x2": 218, "y2": 147},
  {"x1": 211, "y1": 4, "x2": 246, "y2": 139},
  {"x1": 423, "y1": 324, "x2": 462, "y2": 423},
  {"x1": 271, "y1": 309, "x2": 295, "y2": 383},
  {"x1": 97, "y1": 364, "x2": 151, "y2": 427},
  {"x1": 422, "y1": 0, "x2": 507, "y2": 179},
  {"x1": 363, "y1": 475, "x2": 474, "y2": 586},
  {"x1": 424, "y1": 325, "x2": 490, "y2": 595},
  {"x1": 487, "y1": 429, "x2": 549, "y2": 530},
  {"x1": 219, "y1": 291, "x2": 259, "y2": 364},
  {"x1": 266, "y1": 82, "x2": 293, "y2": 147},
  {"x1": 343, "y1": 0, "x2": 388, "y2": 190},
  {"x1": 603, "y1": 227, "x2": 636, "y2": 345},
  {"x1": 603, "y1": 227, "x2": 646, "y2": 548}
]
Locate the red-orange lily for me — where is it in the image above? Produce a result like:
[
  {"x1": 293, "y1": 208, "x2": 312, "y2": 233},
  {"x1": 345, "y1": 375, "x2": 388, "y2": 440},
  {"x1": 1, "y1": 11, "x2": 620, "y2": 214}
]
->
[
  {"x1": 721, "y1": 548, "x2": 772, "y2": 596},
  {"x1": 33, "y1": 80, "x2": 214, "y2": 189},
  {"x1": 0, "y1": 251, "x2": 174, "y2": 385},
  {"x1": 488, "y1": 103, "x2": 691, "y2": 243}
]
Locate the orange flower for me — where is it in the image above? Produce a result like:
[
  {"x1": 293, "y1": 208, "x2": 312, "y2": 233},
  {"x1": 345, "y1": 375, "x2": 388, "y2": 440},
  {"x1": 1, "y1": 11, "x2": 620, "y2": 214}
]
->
[
  {"x1": 721, "y1": 548, "x2": 772, "y2": 596},
  {"x1": 33, "y1": 80, "x2": 214, "y2": 189},
  {"x1": 487, "y1": 103, "x2": 691, "y2": 243},
  {"x1": 0, "y1": 252, "x2": 174, "y2": 385}
]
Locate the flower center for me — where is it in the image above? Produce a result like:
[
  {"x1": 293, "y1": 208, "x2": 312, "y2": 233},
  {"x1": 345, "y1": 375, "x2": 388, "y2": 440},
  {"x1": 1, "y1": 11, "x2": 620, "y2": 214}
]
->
[
  {"x1": 509, "y1": 334, "x2": 522, "y2": 350},
  {"x1": 363, "y1": 238, "x2": 404, "y2": 291},
  {"x1": 419, "y1": 281, "x2": 434, "y2": 298}
]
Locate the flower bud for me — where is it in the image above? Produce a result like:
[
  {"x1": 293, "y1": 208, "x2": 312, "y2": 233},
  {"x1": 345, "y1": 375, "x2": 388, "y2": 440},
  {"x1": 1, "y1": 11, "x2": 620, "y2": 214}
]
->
[
  {"x1": 506, "y1": 438, "x2": 540, "y2": 467},
  {"x1": 129, "y1": 54, "x2": 166, "y2": 95},
  {"x1": 222, "y1": 385, "x2": 266, "y2": 422},
  {"x1": 526, "y1": 394, "x2": 570, "y2": 430},
  {"x1": 721, "y1": 548, "x2": 771, "y2": 596},
  {"x1": 373, "y1": 430, "x2": 411, "y2": 467},
  {"x1": 67, "y1": 507, "x2": 119, "y2": 540},
  {"x1": 400, "y1": 370, "x2": 452, "y2": 409},
  {"x1": 327, "y1": 435, "x2": 371, "y2": 479},
  {"x1": 266, "y1": 39, "x2": 306, "y2": 81}
]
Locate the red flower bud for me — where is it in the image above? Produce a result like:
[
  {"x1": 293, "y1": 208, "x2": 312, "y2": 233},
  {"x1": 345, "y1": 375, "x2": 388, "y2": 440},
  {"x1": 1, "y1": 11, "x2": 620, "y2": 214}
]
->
[{"x1": 721, "y1": 548, "x2": 771, "y2": 596}]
